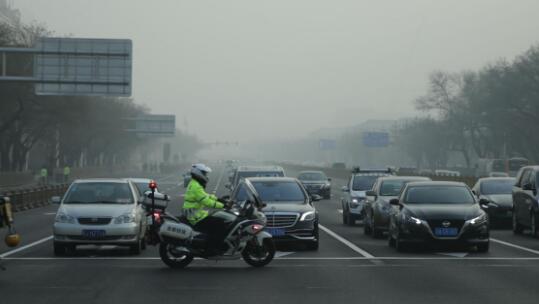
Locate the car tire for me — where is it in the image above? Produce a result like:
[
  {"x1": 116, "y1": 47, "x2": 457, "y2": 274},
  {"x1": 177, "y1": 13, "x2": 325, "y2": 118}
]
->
[
  {"x1": 531, "y1": 212, "x2": 539, "y2": 238},
  {"x1": 513, "y1": 211, "x2": 524, "y2": 234},
  {"x1": 53, "y1": 242, "x2": 66, "y2": 256},
  {"x1": 388, "y1": 234, "x2": 396, "y2": 248},
  {"x1": 364, "y1": 216, "x2": 372, "y2": 235},
  {"x1": 477, "y1": 242, "x2": 489, "y2": 253},
  {"x1": 372, "y1": 226, "x2": 384, "y2": 239},
  {"x1": 395, "y1": 235, "x2": 409, "y2": 252},
  {"x1": 307, "y1": 224, "x2": 319, "y2": 251},
  {"x1": 130, "y1": 238, "x2": 143, "y2": 255}
]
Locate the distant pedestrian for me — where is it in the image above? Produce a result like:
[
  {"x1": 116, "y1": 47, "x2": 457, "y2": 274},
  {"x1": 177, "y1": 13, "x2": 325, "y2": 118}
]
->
[
  {"x1": 40, "y1": 167, "x2": 48, "y2": 185},
  {"x1": 63, "y1": 165, "x2": 71, "y2": 183}
]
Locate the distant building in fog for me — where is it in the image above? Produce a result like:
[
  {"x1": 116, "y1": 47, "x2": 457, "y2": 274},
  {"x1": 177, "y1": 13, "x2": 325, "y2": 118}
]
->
[{"x1": 0, "y1": 0, "x2": 20, "y2": 26}]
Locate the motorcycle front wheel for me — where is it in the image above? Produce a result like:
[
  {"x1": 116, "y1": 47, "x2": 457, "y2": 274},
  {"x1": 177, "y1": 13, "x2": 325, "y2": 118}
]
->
[
  {"x1": 159, "y1": 243, "x2": 194, "y2": 269},
  {"x1": 242, "y1": 238, "x2": 275, "y2": 267}
]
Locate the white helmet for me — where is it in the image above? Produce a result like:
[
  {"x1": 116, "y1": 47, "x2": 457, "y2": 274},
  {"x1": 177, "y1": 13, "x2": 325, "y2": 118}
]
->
[{"x1": 191, "y1": 163, "x2": 212, "y2": 184}]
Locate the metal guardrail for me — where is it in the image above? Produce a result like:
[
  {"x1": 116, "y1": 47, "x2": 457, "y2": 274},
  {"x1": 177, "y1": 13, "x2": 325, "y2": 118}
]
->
[{"x1": 2, "y1": 184, "x2": 69, "y2": 212}]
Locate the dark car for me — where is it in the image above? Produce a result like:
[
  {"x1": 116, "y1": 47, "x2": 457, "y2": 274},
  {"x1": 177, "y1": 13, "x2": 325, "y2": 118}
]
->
[
  {"x1": 341, "y1": 168, "x2": 393, "y2": 226},
  {"x1": 226, "y1": 166, "x2": 285, "y2": 193},
  {"x1": 297, "y1": 171, "x2": 331, "y2": 199},
  {"x1": 231, "y1": 177, "x2": 320, "y2": 250},
  {"x1": 472, "y1": 177, "x2": 515, "y2": 226},
  {"x1": 388, "y1": 181, "x2": 490, "y2": 252},
  {"x1": 364, "y1": 176, "x2": 431, "y2": 238},
  {"x1": 512, "y1": 166, "x2": 539, "y2": 236}
]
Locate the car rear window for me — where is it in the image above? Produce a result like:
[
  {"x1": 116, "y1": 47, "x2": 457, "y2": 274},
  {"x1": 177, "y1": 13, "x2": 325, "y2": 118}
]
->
[
  {"x1": 64, "y1": 182, "x2": 134, "y2": 204},
  {"x1": 480, "y1": 179, "x2": 515, "y2": 195},
  {"x1": 380, "y1": 180, "x2": 407, "y2": 196},
  {"x1": 352, "y1": 175, "x2": 381, "y2": 191},
  {"x1": 405, "y1": 186, "x2": 474, "y2": 205},
  {"x1": 298, "y1": 172, "x2": 327, "y2": 181},
  {"x1": 251, "y1": 181, "x2": 305, "y2": 202}
]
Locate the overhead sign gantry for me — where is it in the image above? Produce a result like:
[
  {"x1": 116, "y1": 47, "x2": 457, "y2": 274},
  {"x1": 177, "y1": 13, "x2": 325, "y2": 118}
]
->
[{"x1": 0, "y1": 37, "x2": 132, "y2": 96}]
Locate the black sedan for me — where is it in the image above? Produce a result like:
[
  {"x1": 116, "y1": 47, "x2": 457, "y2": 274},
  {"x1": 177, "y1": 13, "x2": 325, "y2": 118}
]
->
[
  {"x1": 231, "y1": 177, "x2": 320, "y2": 250},
  {"x1": 297, "y1": 171, "x2": 331, "y2": 199},
  {"x1": 472, "y1": 177, "x2": 515, "y2": 226},
  {"x1": 388, "y1": 181, "x2": 490, "y2": 252}
]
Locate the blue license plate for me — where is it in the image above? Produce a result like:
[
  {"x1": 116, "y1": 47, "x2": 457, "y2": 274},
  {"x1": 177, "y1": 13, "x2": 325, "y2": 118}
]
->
[
  {"x1": 434, "y1": 227, "x2": 458, "y2": 237},
  {"x1": 82, "y1": 230, "x2": 106, "y2": 239},
  {"x1": 265, "y1": 228, "x2": 285, "y2": 237}
]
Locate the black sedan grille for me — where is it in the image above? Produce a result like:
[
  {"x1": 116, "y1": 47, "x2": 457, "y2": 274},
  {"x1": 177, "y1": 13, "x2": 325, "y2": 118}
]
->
[
  {"x1": 78, "y1": 217, "x2": 112, "y2": 225},
  {"x1": 265, "y1": 213, "x2": 299, "y2": 228}
]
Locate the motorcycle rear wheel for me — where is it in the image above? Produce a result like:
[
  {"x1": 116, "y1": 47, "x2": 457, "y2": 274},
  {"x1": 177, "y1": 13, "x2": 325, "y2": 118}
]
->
[
  {"x1": 159, "y1": 243, "x2": 194, "y2": 269},
  {"x1": 242, "y1": 238, "x2": 275, "y2": 268}
]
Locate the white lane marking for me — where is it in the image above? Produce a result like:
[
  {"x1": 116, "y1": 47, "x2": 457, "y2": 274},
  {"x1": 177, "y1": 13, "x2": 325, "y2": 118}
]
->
[
  {"x1": 44, "y1": 212, "x2": 56, "y2": 215},
  {"x1": 212, "y1": 167, "x2": 226, "y2": 194},
  {"x1": 0, "y1": 235, "x2": 53, "y2": 258},
  {"x1": 275, "y1": 251, "x2": 295, "y2": 258},
  {"x1": 491, "y1": 238, "x2": 539, "y2": 255},
  {"x1": 319, "y1": 224, "x2": 374, "y2": 258},
  {"x1": 337, "y1": 209, "x2": 343, "y2": 214},
  {"x1": 6, "y1": 256, "x2": 539, "y2": 261},
  {"x1": 436, "y1": 252, "x2": 468, "y2": 258}
]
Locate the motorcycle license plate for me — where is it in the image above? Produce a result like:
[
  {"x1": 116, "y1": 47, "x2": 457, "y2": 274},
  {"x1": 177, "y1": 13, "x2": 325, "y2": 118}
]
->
[
  {"x1": 82, "y1": 229, "x2": 106, "y2": 239},
  {"x1": 265, "y1": 228, "x2": 285, "y2": 237}
]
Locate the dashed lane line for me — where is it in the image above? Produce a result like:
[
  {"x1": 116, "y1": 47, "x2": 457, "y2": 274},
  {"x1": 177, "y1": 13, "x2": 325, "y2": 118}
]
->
[
  {"x1": 491, "y1": 238, "x2": 539, "y2": 255},
  {"x1": 319, "y1": 224, "x2": 374, "y2": 258},
  {"x1": 0, "y1": 235, "x2": 53, "y2": 258}
]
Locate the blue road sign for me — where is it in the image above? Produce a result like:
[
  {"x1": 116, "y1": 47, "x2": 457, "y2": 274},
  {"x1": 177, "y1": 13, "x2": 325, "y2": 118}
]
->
[{"x1": 362, "y1": 132, "x2": 390, "y2": 147}]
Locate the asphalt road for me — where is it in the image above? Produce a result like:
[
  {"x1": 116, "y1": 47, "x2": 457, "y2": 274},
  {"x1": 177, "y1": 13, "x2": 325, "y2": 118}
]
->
[{"x1": 2, "y1": 164, "x2": 539, "y2": 303}]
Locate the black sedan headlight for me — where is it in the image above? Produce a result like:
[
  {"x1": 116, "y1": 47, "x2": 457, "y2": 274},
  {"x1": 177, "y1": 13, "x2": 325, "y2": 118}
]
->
[{"x1": 467, "y1": 213, "x2": 488, "y2": 226}]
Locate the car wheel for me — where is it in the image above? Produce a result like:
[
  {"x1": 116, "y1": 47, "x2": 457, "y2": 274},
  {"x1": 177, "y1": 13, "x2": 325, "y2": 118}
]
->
[
  {"x1": 513, "y1": 210, "x2": 524, "y2": 234},
  {"x1": 372, "y1": 226, "x2": 384, "y2": 239},
  {"x1": 53, "y1": 242, "x2": 66, "y2": 256},
  {"x1": 346, "y1": 213, "x2": 355, "y2": 226},
  {"x1": 477, "y1": 242, "x2": 489, "y2": 253},
  {"x1": 388, "y1": 234, "x2": 396, "y2": 247},
  {"x1": 364, "y1": 216, "x2": 372, "y2": 235},
  {"x1": 531, "y1": 212, "x2": 539, "y2": 238},
  {"x1": 395, "y1": 234, "x2": 409, "y2": 252},
  {"x1": 130, "y1": 238, "x2": 143, "y2": 255}
]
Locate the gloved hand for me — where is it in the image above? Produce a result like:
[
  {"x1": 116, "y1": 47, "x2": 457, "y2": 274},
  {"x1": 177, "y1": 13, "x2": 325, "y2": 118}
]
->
[{"x1": 214, "y1": 201, "x2": 225, "y2": 209}]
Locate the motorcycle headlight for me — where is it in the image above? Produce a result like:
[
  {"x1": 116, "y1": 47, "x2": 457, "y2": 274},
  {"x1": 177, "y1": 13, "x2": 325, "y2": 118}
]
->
[
  {"x1": 300, "y1": 211, "x2": 316, "y2": 221},
  {"x1": 114, "y1": 213, "x2": 136, "y2": 224},
  {"x1": 468, "y1": 213, "x2": 488, "y2": 225},
  {"x1": 55, "y1": 212, "x2": 75, "y2": 224}
]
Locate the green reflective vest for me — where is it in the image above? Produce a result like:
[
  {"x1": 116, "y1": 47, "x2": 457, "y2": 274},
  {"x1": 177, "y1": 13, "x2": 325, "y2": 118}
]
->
[{"x1": 183, "y1": 179, "x2": 223, "y2": 225}]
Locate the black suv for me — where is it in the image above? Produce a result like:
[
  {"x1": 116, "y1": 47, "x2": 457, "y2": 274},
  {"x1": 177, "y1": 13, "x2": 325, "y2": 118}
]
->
[
  {"x1": 231, "y1": 177, "x2": 320, "y2": 250},
  {"x1": 297, "y1": 171, "x2": 331, "y2": 199},
  {"x1": 512, "y1": 166, "x2": 539, "y2": 236}
]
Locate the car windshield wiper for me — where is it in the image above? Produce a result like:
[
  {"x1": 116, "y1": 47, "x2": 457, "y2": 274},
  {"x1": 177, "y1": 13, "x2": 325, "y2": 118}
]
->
[{"x1": 63, "y1": 201, "x2": 90, "y2": 204}]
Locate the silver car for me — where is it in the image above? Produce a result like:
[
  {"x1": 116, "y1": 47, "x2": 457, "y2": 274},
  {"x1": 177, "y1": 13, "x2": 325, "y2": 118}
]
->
[{"x1": 52, "y1": 179, "x2": 147, "y2": 256}]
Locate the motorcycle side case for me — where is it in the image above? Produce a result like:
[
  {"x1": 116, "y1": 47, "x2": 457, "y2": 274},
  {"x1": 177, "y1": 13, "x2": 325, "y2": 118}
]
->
[{"x1": 159, "y1": 221, "x2": 193, "y2": 241}]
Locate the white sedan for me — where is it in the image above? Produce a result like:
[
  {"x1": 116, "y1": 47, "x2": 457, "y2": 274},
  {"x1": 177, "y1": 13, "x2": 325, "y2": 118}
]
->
[{"x1": 52, "y1": 178, "x2": 147, "y2": 256}]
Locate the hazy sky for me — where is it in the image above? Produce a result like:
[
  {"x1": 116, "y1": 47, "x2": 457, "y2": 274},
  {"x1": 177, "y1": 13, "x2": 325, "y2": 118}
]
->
[{"x1": 14, "y1": 0, "x2": 539, "y2": 142}]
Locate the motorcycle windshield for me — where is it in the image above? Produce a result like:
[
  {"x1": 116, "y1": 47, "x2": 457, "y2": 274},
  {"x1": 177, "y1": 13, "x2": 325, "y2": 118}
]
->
[{"x1": 243, "y1": 179, "x2": 264, "y2": 208}]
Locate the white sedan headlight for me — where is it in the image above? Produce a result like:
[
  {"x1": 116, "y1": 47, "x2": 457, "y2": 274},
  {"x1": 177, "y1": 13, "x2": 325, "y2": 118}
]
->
[
  {"x1": 55, "y1": 212, "x2": 75, "y2": 224},
  {"x1": 114, "y1": 213, "x2": 136, "y2": 224}
]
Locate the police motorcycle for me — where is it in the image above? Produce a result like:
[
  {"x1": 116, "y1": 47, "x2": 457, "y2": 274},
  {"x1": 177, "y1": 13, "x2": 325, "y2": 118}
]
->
[
  {"x1": 143, "y1": 180, "x2": 275, "y2": 269},
  {"x1": 0, "y1": 196, "x2": 21, "y2": 270}
]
